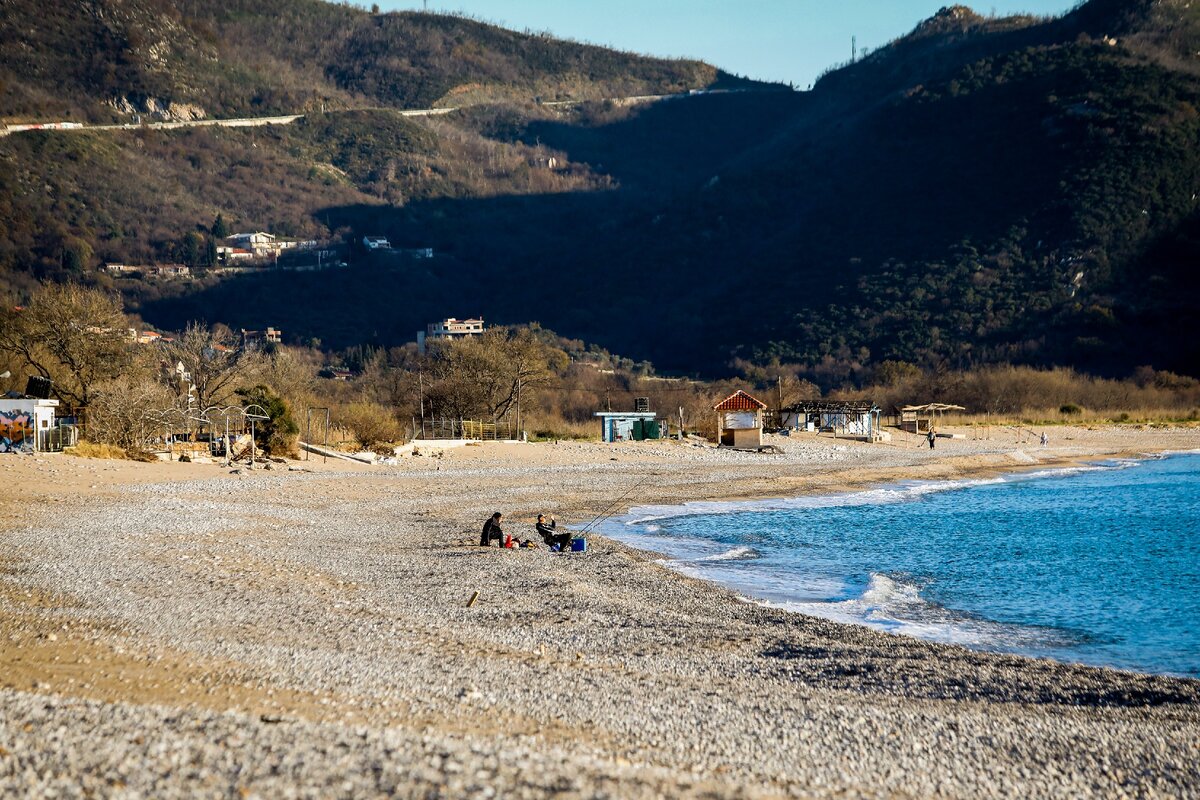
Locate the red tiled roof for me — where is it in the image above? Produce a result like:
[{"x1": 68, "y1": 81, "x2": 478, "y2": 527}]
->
[{"x1": 713, "y1": 390, "x2": 768, "y2": 411}]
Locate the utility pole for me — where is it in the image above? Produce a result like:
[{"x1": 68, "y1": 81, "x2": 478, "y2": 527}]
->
[
  {"x1": 776, "y1": 376, "x2": 783, "y2": 427},
  {"x1": 516, "y1": 375, "x2": 522, "y2": 441},
  {"x1": 852, "y1": 36, "x2": 857, "y2": 63}
]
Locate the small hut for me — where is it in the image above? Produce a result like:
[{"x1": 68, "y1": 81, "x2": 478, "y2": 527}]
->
[
  {"x1": 714, "y1": 390, "x2": 768, "y2": 449},
  {"x1": 896, "y1": 403, "x2": 967, "y2": 433},
  {"x1": 781, "y1": 400, "x2": 880, "y2": 439}
]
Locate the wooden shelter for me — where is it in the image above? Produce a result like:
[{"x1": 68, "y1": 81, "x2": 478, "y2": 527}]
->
[
  {"x1": 895, "y1": 403, "x2": 967, "y2": 433},
  {"x1": 714, "y1": 390, "x2": 768, "y2": 449},
  {"x1": 781, "y1": 400, "x2": 880, "y2": 439}
]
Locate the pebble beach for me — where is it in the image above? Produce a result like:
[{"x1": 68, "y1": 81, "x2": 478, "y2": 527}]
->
[{"x1": 2, "y1": 426, "x2": 1199, "y2": 797}]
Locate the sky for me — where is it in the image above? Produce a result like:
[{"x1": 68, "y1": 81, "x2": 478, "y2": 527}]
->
[{"x1": 378, "y1": 1, "x2": 1079, "y2": 88}]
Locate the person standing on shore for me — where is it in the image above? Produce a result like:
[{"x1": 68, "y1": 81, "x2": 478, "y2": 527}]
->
[
  {"x1": 1041, "y1": 431, "x2": 1049, "y2": 447},
  {"x1": 480, "y1": 512, "x2": 504, "y2": 547},
  {"x1": 927, "y1": 429, "x2": 936, "y2": 450}
]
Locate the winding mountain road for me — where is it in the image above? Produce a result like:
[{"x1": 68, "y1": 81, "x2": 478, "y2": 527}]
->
[{"x1": 0, "y1": 92, "x2": 696, "y2": 138}]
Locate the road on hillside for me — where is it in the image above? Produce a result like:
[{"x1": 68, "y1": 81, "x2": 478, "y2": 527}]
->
[
  {"x1": 0, "y1": 90, "x2": 747, "y2": 138},
  {"x1": 0, "y1": 107, "x2": 456, "y2": 137}
]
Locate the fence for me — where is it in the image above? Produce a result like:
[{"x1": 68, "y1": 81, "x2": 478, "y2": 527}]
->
[
  {"x1": 413, "y1": 417, "x2": 519, "y2": 441},
  {"x1": 39, "y1": 424, "x2": 79, "y2": 453}
]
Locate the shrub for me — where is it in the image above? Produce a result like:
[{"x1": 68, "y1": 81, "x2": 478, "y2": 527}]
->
[
  {"x1": 337, "y1": 402, "x2": 404, "y2": 448},
  {"x1": 1060, "y1": 403, "x2": 1082, "y2": 415},
  {"x1": 236, "y1": 384, "x2": 300, "y2": 457}
]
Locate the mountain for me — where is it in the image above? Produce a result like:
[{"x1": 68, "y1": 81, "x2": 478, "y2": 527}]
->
[
  {"x1": 2, "y1": 0, "x2": 1200, "y2": 381},
  {"x1": 0, "y1": 0, "x2": 741, "y2": 121}
]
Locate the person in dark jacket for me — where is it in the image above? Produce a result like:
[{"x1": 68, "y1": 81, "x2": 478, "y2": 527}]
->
[
  {"x1": 480, "y1": 512, "x2": 504, "y2": 547},
  {"x1": 535, "y1": 514, "x2": 572, "y2": 551},
  {"x1": 927, "y1": 429, "x2": 936, "y2": 449}
]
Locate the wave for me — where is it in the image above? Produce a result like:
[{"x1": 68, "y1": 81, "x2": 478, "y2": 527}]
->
[
  {"x1": 693, "y1": 546, "x2": 760, "y2": 562},
  {"x1": 760, "y1": 573, "x2": 1082, "y2": 651},
  {"x1": 611, "y1": 459, "x2": 1150, "y2": 528},
  {"x1": 615, "y1": 477, "x2": 1007, "y2": 527}
]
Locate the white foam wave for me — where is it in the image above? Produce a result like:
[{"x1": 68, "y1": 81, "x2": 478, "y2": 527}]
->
[
  {"x1": 693, "y1": 546, "x2": 760, "y2": 562},
  {"x1": 616, "y1": 477, "x2": 1006, "y2": 526},
  {"x1": 759, "y1": 573, "x2": 1078, "y2": 651},
  {"x1": 613, "y1": 460, "x2": 1145, "y2": 529}
]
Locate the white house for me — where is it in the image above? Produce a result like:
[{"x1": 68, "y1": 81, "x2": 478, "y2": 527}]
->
[
  {"x1": 363, "y1": 236, "x2": 391, "y2": 250},
  {"x1": 417, "y1": 317, "x2": 484, "y2": 354}
]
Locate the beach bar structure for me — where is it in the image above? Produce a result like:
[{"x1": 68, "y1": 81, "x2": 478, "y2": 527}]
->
[
  {"x1": 714, "y1": 390, "x2": 768, "y2": 449},
  {"x1": 0, "y1": 397, "x2": 59, "y2": 452},
  {"x1": 895, "y1": 403, "x2": 967, "y2": 433},
  {"x1": 594, "y1": 411, "x2": 664, "y2": 442},
  {"x1": 781, "y1": 400, "x2": 880, "y2": 439}
]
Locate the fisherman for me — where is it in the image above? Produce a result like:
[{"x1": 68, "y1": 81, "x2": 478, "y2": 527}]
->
[
  {"x1": 479, "y1": 512, "x2": 504, "y2": 547},
  {"x1": 927, "y1": 428, "x2": 936, "y2": 450},
  {"x1": 535, "y1": 513, "x2": 572, "y2": 551}
]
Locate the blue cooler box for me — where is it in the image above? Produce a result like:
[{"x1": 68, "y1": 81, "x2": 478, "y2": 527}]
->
[{"x1": 570, "y1": 538, "x2": 587, "y2": 553}]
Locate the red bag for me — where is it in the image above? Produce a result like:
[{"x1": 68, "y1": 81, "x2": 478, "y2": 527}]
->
[{"x1": 504, "y1": 535, "x2": 513, "y2": 548}]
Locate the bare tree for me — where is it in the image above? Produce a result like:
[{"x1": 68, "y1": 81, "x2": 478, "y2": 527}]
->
[
  {"x1": 0, "y1": 283, "x2": 131, "y2": 408},
  {"x1": 163, "y1": 322, "x2": 262, "y2": 409},
  {"x1": 424, "y1": 328, "x2": 565, "y2": 421}
]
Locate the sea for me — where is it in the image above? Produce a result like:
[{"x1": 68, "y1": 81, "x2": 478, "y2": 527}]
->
[{"x1": 603, "y1": 452, "x2": 1200, "y2": 678}]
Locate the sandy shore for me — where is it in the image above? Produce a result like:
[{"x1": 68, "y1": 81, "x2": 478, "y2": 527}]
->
[{"x1": 1, "y1": 425, "x2": 1199, "y2": 797}]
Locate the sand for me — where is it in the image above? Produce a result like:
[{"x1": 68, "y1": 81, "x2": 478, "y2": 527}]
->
[{"x1": 1, "y1": 425, "x2": 1198, "y2": 797}]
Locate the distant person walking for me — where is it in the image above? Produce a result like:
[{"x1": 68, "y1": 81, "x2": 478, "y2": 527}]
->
[
  {"x1": 480, "y1": 512, "x2": 504, "y2": 547},
  {"x1": 927, "y1": 429, "x2": 936, "y2": 450}
]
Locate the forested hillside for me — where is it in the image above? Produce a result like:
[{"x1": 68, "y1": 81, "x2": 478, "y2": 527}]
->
[
  {"x1": 0, "y1": 0, "x2": 734, "y2": 121},
  {"x1": 2, "y1": 0, "x2": 1200, "y2": 382}
]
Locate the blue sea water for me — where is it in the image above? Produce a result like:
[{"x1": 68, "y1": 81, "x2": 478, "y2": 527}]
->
[{"x1": 604, "y1": 452, "x2": 1200, "y2": 677}]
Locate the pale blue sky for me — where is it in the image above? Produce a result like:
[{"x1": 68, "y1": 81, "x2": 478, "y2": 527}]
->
[{"x1": 378, "y1": 1, "x2": 1079, "y2": 87}]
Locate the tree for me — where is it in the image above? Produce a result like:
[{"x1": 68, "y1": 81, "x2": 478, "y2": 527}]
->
[
  {"x1": 203, "y1": 237, "x2": 218, "y2": 267},
  {"x1": 235, "y1": 384, "x2": 299, "y2": 456},
  {"x1": 0, "y1": 283, "x2": 131, "y2": 408},
  {"x1": 424, "y1": 328, "x2": 565, "y2": 421},
  {"x1": 211, "y1": 213, "x2": 230, "y2": 239},
  {"x1": 61, "y1": 236, "x2": 93, "y2": 272},
  {"x1": 179, "y1": 232, "x2": 205, "y2": 267},
  {"x1": 164, "y1": 322, "x2": 262, "y2": 409}
]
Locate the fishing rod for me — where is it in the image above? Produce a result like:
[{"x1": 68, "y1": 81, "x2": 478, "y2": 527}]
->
[{"x1": 577, "y1": 471, "x2": 657, "y2": 536}]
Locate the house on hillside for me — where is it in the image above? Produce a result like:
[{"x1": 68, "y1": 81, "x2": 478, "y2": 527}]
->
[
  {"x1": 714, "y1": 390, "x2": 767, "y2": 449},
  {"x1": 417, "y1": 317, "x2": 484, "y2": 354},
  {"x1": 216, "y1": 246, "x2": 254, "y2": 263},
  {"x1": 227, "y1": 232, "x2": 276, "y2": 255},
  {"x1": 241, "y1": 327, "x2": 282, "y2": 349},
  {"x1": 363, "y1": 235, "x2": 391, "y2": 250}
]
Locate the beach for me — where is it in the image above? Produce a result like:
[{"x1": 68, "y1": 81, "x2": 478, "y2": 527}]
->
[{"x1": 2, "y1": 425, "x2": 1199, "y2": 797}]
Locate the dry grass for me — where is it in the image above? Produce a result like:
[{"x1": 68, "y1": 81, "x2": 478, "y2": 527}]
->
[{"x1": 63, "y1": 441, "x2": 128, "y2": 460}]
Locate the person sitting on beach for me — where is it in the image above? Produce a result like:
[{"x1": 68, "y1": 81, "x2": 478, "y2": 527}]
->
[
  {"x1": 480, "y1": 512, "x2": 504, "y2": 547},
  {"x1": 535, "y1": 514, "x2": 571, "y2": 551}
]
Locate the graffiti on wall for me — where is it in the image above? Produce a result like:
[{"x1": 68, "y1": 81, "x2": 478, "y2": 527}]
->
[{"x1": 0, "y1": 409, "x2": 33, "y2": 451}]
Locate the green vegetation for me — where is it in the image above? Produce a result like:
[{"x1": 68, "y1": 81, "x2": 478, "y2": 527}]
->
[
  {"x1": 0, "y1": 0, "x2": 727, "y2": 122},
  {"x1": 0, "y1": 0, "x2": 1198, "y2": 384}
]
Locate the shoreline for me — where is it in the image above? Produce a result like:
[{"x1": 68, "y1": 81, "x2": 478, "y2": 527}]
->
[
  {"x1": 593, "y1": 449, "x2": 1196, "y2": 682},
  {"x1": 2, "y1": 426, "x2": 1200, "y2": 796}
]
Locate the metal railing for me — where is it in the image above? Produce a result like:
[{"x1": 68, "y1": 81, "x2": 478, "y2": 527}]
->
[{"x1": 413, "y1": 417, "x2": 518, "y2": 441}]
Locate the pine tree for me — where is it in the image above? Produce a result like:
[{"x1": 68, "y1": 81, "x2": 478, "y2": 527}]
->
[{"x1": 211, "y1": 213, "x2": 230, "y2": 239}]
